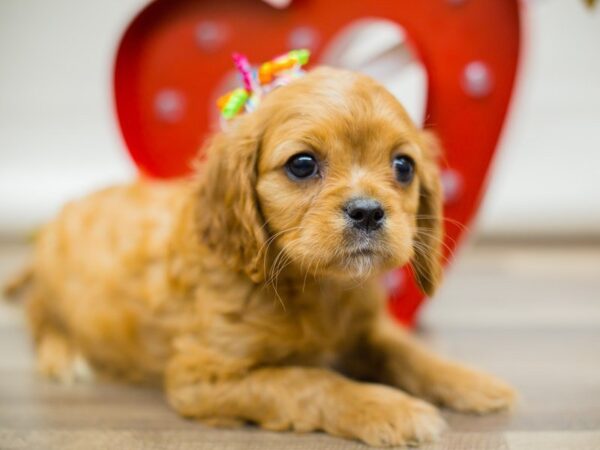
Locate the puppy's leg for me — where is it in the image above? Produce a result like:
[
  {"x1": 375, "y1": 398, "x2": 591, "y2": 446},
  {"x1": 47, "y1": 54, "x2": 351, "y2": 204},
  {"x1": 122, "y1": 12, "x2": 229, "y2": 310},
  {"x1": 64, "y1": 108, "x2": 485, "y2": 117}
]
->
[
  {"x1": 26, "y1": 292, "x2": 93, "y2": 384},
  {"x1": 35, "y1": 328, "x2": 94, "y2": 384},
  {"x1": 165, "y1": 348, "x2": 445, "y2": 447},
  {"x1": 347, "y1": 319, "x2": 516, "y2": 414}
]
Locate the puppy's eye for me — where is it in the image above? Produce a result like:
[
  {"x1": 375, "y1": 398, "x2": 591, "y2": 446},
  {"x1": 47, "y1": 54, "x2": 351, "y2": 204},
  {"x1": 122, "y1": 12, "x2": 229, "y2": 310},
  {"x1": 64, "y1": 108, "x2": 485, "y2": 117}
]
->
[
  {"x1": 393, "y1": 155, "x2": 415, "y2": 185},
  {"x1": 286, "y1": 153, "x2": 319, "y2": 180}
]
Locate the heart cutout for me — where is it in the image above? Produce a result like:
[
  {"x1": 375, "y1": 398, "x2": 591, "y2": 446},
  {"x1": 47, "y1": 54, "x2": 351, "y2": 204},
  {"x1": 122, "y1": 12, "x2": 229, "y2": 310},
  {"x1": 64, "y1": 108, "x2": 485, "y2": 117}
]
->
[{"x1": 114, "y1": 0, "x2": 520, "y2": 325}]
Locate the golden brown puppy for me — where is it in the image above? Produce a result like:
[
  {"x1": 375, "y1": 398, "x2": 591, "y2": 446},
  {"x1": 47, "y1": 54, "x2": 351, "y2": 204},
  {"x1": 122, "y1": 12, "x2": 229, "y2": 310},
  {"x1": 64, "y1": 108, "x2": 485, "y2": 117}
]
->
[{"x1": 16, "y1": 67, "x2": 515, "y2": 447}]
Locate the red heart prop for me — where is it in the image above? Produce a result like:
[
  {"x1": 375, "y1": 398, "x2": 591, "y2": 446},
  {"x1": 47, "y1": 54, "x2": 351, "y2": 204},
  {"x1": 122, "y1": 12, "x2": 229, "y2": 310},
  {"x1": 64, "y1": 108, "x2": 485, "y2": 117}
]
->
[{"x1": 114, "y1": 0, "x2": 521, "y2": 325}]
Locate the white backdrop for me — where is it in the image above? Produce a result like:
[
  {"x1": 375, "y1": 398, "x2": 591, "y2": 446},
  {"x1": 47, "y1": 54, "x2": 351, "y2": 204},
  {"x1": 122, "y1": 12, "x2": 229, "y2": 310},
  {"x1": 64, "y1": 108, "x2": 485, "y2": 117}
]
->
[{"x1": 0, "y1": 0, "x2": 599, "y2": 237}]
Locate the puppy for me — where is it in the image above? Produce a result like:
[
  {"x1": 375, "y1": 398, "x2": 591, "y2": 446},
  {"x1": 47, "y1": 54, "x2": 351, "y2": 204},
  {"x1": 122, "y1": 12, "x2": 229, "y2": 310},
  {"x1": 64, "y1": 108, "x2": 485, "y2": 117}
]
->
[{"x1": 17, "y1": 67, "x2": 515, "y2": 446}]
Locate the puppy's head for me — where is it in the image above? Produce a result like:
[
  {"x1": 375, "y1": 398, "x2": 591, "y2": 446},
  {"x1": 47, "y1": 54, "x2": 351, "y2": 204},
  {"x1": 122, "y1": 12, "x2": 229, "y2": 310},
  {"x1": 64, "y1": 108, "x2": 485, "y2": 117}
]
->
[{"x1": 196, "y1": 67, "x2": 443, "y2": 296}]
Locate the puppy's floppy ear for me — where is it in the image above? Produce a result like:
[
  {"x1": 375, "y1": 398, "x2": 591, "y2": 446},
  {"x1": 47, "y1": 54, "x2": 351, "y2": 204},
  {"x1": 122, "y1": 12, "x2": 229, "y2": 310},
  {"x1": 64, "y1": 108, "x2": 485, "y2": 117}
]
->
[
  {"x1": 195, "y1": 114, "x2": 267, "y2": 283},
  {"x1": 412, "y1": 130, "x2": 444, "y2": 297}
]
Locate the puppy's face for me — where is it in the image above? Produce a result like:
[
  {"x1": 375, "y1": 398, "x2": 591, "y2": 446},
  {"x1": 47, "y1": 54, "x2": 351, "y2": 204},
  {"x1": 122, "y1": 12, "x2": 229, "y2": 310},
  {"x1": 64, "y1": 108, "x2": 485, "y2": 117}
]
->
[{"x1": 197, "y1": 67, "x2": 443, "y2": 294}]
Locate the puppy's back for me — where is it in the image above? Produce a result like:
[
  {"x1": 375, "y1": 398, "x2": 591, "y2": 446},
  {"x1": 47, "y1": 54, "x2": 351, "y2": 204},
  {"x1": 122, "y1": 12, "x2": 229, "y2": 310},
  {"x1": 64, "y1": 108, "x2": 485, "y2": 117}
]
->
[{"x1": 35, "y1": 180, "x2": 187, "y2": 286}]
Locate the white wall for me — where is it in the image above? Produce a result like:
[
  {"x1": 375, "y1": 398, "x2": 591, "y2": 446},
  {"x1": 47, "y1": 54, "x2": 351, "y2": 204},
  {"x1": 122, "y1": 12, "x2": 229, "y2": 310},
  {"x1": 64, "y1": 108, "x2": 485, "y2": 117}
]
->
[
  {"x1": 479, "y1": 0, "x2": 600, "y2": 236},
  {"x1": 0, "y1": 0, "x2": 145, "y2": 234},
  {"x1": 0, "y1": 0, "x2": 599, "y2": 237}
]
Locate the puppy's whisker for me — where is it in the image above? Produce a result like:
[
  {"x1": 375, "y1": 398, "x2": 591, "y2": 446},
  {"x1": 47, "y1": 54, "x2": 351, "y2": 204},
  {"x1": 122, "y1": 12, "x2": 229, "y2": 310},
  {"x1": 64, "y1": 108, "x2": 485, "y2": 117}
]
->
[
  {"x1": 415, "y1": 213, "x2": 463, "y2": 223},
  {"x1": 258, "y1": 217, "x2": 274, "y2": 233},
  {"x1": 413, "y1": 238, "x2": 452, "y2": 267},
  {"x1": 416, "y1": 224, "x2": 460, "y2": 247},
  {"x1": 409, "y1": 244, "x2": 437, "y2": 288},
  {"x1": 300, "y1": 249, "x2": 314, "y2": 293},
  {"x1": 415, "y1": 233, "x2": 454, "y2": 260},
  {"x1": 274, "y1": 257, "x2": 294, "y2": 294},
  {"x1": 270, "y1": 247, "x2": 291, "y2": 283},
  {"x1": 415, "y1": 224, "x2": 456, "y2": 246},
  {"x1": 260, "y1": 228, "x2": 290, "y2": 271},
  {"x1": 303, "y1": 247, "x2": 325, "y2": 290},
  {"x1": 267, "y1": 246, "x2": 287, "y2": 284},
  {"x1": 265, "y1": 235, "x2": 307, "y2": 310},
  {"x1": 264, "y1": 243, "x2": 288, "y2": 302},
  {"x1": 302, "y1": 262, "x2": 311, "y2": 293},
  {"x1": 412, "y1": 240, "x2": 446, "y2": 286},
  {"x1": 414, "y1": 227, "x2": 456, "y2": 262},
  {"x1": 266, "y1": 246, "x2": 290, "y2": 311},
  {"x1": 259, "y1": 226, "x2": 304, "y2": 287},
  {"x1": 309, "y1": 250, "x2": 323, "y2": 281},
  {"x1": 415, "y1": 215, "x2": 470, "y2": 233}
]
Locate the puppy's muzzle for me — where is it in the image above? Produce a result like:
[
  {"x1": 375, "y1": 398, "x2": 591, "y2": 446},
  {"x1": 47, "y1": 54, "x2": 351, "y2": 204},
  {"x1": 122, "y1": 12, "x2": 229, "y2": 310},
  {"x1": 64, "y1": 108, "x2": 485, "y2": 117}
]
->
[{"x1": 344, "y1": 197, "x2": 385, "y2": 233}]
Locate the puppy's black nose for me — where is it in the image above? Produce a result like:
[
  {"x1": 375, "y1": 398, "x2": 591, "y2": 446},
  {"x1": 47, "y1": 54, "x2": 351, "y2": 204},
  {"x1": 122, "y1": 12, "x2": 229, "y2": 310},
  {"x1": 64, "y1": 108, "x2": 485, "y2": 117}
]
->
[{"x1": 344, "y1": 198, "x2": 385, "y2": 232}]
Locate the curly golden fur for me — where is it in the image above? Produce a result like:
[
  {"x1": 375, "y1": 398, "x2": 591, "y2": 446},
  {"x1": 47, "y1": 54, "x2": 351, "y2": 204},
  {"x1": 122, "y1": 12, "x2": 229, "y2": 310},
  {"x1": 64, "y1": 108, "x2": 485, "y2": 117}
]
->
[{"x1": 14, "y1": 67, "x2": 515, "y2": 446}]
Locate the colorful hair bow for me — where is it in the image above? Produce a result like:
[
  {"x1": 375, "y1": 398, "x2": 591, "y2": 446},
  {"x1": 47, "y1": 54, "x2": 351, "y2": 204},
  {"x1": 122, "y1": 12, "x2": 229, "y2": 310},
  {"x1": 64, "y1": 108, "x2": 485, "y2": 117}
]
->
[{"x1": 217, "y1": 49, "x2": 310, "y2": 121}]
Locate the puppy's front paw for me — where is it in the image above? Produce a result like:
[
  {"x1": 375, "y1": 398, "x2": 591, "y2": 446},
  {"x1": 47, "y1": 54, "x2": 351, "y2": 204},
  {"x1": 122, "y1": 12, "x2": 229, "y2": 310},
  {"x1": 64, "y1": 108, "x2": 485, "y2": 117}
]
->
[
  {"x1": 427, "y1": 363, "x2": 516, "y2": 414},
  {"x1": 329, "y1": 384, "x2": 446, "y2": 447}
]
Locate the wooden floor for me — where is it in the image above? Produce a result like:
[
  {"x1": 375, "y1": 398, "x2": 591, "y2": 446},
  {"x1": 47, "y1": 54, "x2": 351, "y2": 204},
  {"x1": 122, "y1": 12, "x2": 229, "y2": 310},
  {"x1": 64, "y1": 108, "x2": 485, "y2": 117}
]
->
[{"x1": 1, "y1": 242, "x2": 599, "y2": 449}]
